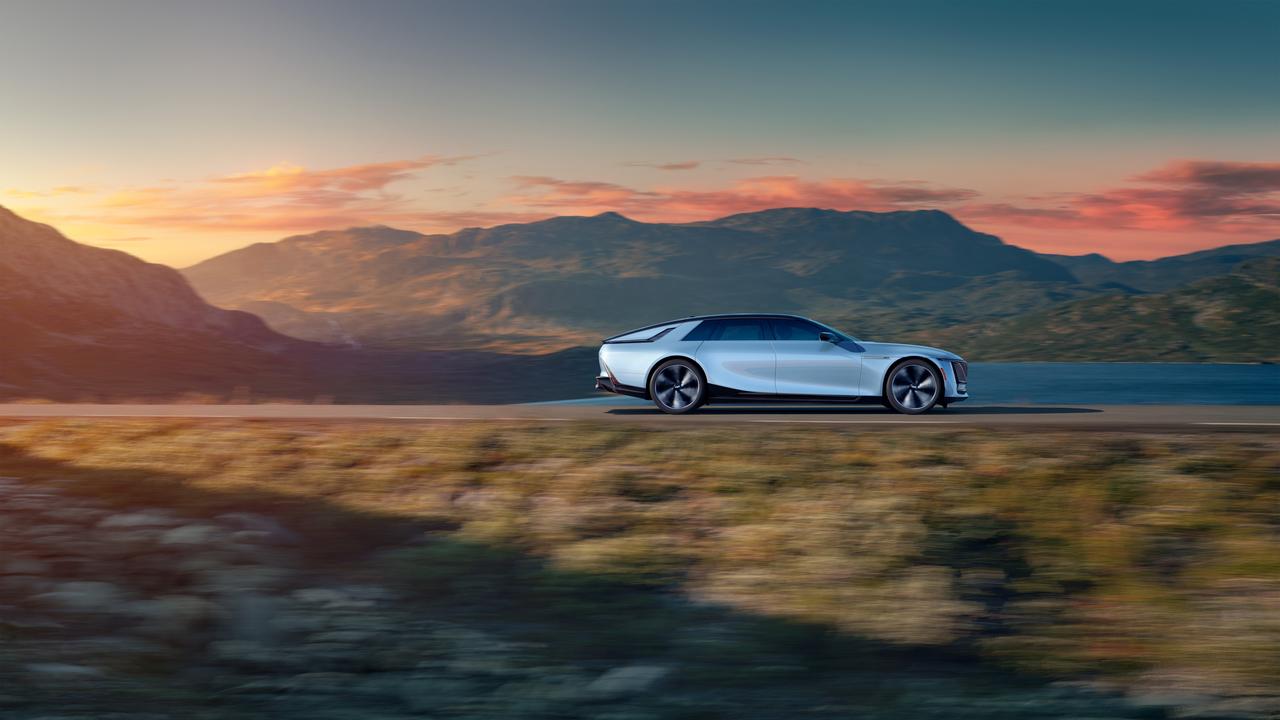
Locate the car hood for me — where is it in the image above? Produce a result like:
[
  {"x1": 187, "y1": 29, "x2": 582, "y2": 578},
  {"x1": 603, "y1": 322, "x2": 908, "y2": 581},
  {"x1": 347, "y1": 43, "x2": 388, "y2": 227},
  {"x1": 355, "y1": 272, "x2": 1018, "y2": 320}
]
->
[{"x1": 858, "y1": 341, "x2": 963, "y2": 362}]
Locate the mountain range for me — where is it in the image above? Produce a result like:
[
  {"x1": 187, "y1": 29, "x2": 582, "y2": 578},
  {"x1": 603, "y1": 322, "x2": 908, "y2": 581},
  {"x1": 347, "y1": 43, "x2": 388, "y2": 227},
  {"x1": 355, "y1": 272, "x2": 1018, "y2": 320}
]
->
[
  {"x1": 183, "y1": 207, "x2": 1279, "y2": 361},
  {"x1": 183, "y1": 208, "x2": 1080, "y2": 351},
  {"x1": 2, "y1": 204, "x2": 1275, "y2": 402}
]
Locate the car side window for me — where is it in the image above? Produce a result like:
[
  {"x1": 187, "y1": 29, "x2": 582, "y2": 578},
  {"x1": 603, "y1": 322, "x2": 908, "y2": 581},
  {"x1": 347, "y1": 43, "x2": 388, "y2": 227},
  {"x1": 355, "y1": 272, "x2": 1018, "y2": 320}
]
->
[
  {"x1": 682, "y1": 320, "x2": 717, "y2": 342},
  {"x1": 769, "y1": 318, "x2": 828, "y2": 341},
  {"x1": 709, "y1": 319, "x2": 768, "y2": 341}
]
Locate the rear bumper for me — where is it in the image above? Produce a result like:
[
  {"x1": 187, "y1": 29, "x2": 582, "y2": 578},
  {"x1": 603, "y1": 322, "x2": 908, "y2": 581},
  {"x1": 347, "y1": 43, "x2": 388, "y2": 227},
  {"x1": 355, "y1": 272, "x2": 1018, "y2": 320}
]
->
[{"x1": 595, "y1": 375, "x2": 649, "y2": 399}]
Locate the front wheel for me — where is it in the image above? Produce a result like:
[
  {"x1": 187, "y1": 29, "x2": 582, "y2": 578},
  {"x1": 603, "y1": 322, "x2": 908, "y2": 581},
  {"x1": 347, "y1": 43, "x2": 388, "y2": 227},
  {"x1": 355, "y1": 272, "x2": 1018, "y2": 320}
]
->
[
  {"x1": 649, "y1": 359, "x2": 706, "y2": 414},
  {"x1": 884, "y1": 360, "x2": 942, "y2": 415}
]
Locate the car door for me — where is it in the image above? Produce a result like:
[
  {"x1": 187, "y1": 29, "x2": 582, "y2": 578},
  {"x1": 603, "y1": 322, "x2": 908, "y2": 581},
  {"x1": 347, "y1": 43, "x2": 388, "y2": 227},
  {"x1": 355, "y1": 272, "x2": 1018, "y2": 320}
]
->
[
  {"x1": 769, "y1": 317, "x2": 863, "y2": 397},
  {"x1": 692, "y1": 318, "x2": 776, "y2": 394}
]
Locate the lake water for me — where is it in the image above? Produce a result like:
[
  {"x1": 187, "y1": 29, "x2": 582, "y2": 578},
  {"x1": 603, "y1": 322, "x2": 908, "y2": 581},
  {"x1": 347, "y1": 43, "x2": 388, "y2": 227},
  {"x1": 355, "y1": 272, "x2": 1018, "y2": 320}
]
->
[{"x1": 542, "y1": 363, "x2": 1280, "y2": 406}]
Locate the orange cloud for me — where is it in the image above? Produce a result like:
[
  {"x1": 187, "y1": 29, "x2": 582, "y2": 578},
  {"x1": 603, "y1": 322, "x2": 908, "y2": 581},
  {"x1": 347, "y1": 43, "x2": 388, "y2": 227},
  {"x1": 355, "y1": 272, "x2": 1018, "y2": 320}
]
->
[
  {"x1": 725, "y1": 156, "x2": 805, "y2": 166},
  {"x1": 661, "y1": 177, "x2": 977, "y2": 217},
  {"x1": 3, "y1": 185, "x2": 91, "y2": 198},
  {"x1": 505, "y1": 174, "x2": 977, "y2": 221},
  {"x1": 508, "y1": 176, "x2": 659, "y2": 211},
  {"x1": 963, "y1": 160, "x2": 1280, "y2": 235},
  {"x1": 45, "y1": 155, "x2": 484, "y2": 234},
  {"x1": 390, "y1": 209, "x2": 550, "y2": 229},
  {"x1": 212, "y1": 155, "x2": 473, "y2": 194},
  {"x1": 625, "y1": 160, "x2": 701, "y2": 171},
  {"x1": 1134, "y1": 160, "x2": 1280, "y2": 191}
]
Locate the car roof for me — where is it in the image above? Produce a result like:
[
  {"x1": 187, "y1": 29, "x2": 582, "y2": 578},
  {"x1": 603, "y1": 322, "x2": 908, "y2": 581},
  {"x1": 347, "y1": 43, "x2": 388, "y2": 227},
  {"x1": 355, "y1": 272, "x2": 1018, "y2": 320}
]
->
[
  {"x1": 666, "y1": 312, "x2": 811, "y2": 323},
  {"x1": 605, "y1": 313, "x2": 815, "y2": 341}
]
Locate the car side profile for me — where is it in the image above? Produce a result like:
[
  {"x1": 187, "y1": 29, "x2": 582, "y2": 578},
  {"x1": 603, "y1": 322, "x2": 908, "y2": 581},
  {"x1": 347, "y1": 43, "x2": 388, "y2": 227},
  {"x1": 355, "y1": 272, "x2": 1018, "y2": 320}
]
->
[{"x1": 594, "y1": 314, "x2": 968, "y2": 414}]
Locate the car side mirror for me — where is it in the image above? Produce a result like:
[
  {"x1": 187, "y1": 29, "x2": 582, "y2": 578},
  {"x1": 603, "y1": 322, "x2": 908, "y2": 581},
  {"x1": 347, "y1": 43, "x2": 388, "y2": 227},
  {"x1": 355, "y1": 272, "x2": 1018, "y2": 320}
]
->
[{"x1": 818, "y1": 331, "x2": 837, "y2": 343}]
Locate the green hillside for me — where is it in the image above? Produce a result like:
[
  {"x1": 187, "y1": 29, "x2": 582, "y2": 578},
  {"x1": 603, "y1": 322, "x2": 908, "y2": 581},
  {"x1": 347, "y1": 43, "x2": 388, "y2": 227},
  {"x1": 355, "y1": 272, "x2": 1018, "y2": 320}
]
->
[{"x1": 927, "y1": 258, "x2": 1280, "y2": 362}]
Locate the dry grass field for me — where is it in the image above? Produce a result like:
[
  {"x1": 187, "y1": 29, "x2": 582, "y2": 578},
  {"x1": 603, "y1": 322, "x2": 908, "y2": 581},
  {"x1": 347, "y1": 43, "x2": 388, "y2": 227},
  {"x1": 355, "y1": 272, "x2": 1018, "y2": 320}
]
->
[{"x1": 1, "y1": 419, "x2": 1277, "y2": 718}]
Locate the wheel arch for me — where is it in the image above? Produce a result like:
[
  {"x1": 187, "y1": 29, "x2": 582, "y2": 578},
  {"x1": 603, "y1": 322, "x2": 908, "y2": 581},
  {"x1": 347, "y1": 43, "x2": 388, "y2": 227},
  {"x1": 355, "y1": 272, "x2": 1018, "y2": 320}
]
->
[
  {"x1": 878, "y1": 355, "x2": 946, "y2": 397},
  {"x1": 644, "y1": 354, "x2": 708, "y2": 399}
]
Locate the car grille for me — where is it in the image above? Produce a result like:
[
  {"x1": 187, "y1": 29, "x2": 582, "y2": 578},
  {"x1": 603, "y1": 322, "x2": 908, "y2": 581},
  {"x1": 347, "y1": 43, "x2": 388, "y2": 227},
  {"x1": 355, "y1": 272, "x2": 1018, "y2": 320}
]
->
[{"x1": 952, "y1": 361, "x2": 968, "y2": 383}]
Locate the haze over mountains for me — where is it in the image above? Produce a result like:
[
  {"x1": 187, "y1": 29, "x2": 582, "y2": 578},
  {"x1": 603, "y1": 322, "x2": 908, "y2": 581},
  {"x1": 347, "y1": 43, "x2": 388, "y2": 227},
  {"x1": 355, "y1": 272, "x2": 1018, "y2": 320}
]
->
[
  {"x1": 184, "y1": 208, "x2": 1280, "y2": 360},
  {"x1": 0, "y1": 206, "x2": 590, "y2": 402}
]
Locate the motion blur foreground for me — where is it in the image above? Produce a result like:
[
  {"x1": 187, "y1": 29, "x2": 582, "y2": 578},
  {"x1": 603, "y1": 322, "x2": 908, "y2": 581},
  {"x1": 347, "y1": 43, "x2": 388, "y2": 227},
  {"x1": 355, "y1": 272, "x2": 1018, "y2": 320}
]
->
[{"x1": 2, "y1": 419, "x2": 1277, "y2": 719}]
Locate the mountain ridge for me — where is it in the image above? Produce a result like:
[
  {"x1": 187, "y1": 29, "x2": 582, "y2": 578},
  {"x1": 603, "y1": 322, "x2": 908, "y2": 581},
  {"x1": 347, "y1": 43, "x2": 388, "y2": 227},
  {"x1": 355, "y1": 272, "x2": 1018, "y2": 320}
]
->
[
  {"x1": 182, "y1": 206, "x2": 1279, "y2": 362},
  {"x1": 0, "y1": 205, "x2": 288, "y2": 345},
  {"x1": 183, "y1": 207, "x2": 1089, "y2": 352},
  {"x1": 1045, "y1": 238, "x2": 1280, "y2": 291},
  {"x1": 0, "y1": 204, "x2": 321, "y2": 398}
]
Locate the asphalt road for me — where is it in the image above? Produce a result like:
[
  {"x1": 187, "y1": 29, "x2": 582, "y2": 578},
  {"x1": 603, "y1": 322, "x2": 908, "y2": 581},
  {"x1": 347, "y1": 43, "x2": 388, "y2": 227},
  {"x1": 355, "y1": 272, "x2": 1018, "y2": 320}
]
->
[{"x1": 0, "y1": 403, "x2": 1276, "y2": 430}]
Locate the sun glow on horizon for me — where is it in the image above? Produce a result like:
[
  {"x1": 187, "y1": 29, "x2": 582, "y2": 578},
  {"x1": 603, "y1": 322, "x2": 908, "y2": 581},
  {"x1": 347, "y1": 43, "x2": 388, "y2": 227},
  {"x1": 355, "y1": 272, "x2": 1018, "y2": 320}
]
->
[{"x1": 5, "y1": 154, "x2": 1280, "y2": 266}]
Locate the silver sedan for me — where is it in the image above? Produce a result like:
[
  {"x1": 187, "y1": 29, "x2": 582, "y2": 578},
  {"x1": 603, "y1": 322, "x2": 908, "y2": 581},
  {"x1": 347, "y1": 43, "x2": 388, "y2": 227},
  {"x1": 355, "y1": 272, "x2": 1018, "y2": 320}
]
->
[{"x1": 595, "y1": 313, "x2": 968, "y2": 414}]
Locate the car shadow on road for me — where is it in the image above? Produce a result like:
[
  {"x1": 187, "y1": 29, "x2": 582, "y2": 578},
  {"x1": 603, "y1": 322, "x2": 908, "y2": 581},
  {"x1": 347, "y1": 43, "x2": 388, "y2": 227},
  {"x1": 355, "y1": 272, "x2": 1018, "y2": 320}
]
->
[{"x1": 605, "y1": 405, "x2": 1103, "y2": 415}]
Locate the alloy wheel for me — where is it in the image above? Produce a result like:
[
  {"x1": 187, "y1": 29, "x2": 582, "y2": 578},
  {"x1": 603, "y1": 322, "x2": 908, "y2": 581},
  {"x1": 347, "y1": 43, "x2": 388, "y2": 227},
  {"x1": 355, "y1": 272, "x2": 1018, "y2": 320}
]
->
[
  {"x1": 888, "y1": 362, "x2": 940, "y2": 414},
  {"x1": 652, "y1": 362, "x2": 704, "y2": 413}
]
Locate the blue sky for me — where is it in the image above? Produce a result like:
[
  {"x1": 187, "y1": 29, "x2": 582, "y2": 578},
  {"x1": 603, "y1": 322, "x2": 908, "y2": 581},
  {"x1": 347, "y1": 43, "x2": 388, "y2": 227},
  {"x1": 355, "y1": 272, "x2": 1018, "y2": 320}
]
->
[{"x1": 2, "y1": 0, "x2": 1278, "y2": 264}]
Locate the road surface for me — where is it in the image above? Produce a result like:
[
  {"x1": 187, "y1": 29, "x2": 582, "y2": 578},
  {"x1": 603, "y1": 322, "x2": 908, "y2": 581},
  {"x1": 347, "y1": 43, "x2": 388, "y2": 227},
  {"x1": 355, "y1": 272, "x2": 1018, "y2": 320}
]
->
[{"x1": 0, "y1": 403, "x2": 1276, "y2": 430}]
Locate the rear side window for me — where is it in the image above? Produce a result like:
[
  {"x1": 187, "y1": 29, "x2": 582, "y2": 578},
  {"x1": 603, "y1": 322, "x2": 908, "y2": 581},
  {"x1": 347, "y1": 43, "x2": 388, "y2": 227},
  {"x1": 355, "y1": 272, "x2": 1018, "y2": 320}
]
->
[
  {"x1": 684, "y1": 318, "x2": 770, "y2": 341},
  {"x1": 682, "y1": 320, "x2": 717, "y2": 341},
  {"x1": 770, "y1": 317, "x2": 828, "y2": 341}
]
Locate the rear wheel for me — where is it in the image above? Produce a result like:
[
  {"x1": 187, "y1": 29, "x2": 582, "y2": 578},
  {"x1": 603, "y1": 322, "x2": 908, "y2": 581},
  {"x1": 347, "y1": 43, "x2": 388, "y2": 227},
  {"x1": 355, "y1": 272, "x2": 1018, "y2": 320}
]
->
[
  {"x1": 884, "y1": 360, "x2": 941, "y2": 415},
  {"x1": 649, "y1": 359, "x2": 706, "y2": 414}
]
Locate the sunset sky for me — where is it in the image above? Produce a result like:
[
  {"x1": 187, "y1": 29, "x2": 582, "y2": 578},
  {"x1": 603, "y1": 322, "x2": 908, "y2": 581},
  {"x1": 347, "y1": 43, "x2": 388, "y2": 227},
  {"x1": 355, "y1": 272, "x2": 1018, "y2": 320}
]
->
[{"x1": 3, "y1": 0, "x2": 1279, "y2": 266}]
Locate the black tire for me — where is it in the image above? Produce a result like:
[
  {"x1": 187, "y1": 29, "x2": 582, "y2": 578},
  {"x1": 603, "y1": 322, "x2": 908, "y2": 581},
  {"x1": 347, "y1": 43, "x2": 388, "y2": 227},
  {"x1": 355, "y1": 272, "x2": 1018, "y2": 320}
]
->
[
  {"x1": 648, "y1": 359, "x2": 706, "y2": 414},
  {"x1": 884, "y1": 359, "x2": 942, "y2": 415}
]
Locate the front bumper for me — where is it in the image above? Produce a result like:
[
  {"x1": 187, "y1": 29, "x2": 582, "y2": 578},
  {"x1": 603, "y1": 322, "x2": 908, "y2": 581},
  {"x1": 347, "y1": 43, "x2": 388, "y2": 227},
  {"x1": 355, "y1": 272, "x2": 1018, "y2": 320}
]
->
[
  {"x1": 595, "y1": 375, "x2": 648, "y2": 399},
  {"x1": 946, "y1": 359, "x2": 969, "y2": 400}
]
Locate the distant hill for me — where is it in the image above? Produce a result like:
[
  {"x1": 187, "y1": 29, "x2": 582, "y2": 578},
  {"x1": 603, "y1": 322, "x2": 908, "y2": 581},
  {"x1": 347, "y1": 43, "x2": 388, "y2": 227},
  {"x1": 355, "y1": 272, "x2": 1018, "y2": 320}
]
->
[
  {"x1": 184, "y1": 208, "x2": 1084, "y2": 352},
  {"x1": 0, "y1": 205, "x2": 310, "y2": 399},
  {"x1": 0, "y1": 206, "x2": 592, "y2": 402},
  {"x1": 0, "y1": 206, "x2": 279, "y2": 340},
  {"x1": 699, "y1": 208, "x2": 1073, "y2": 285},
  {"x1": 927, "y1": 257, "x2": 1280, "y2": 362},
  {"x1": 1045, "y1": 239, "x2": 1280, "y2": 292}
]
